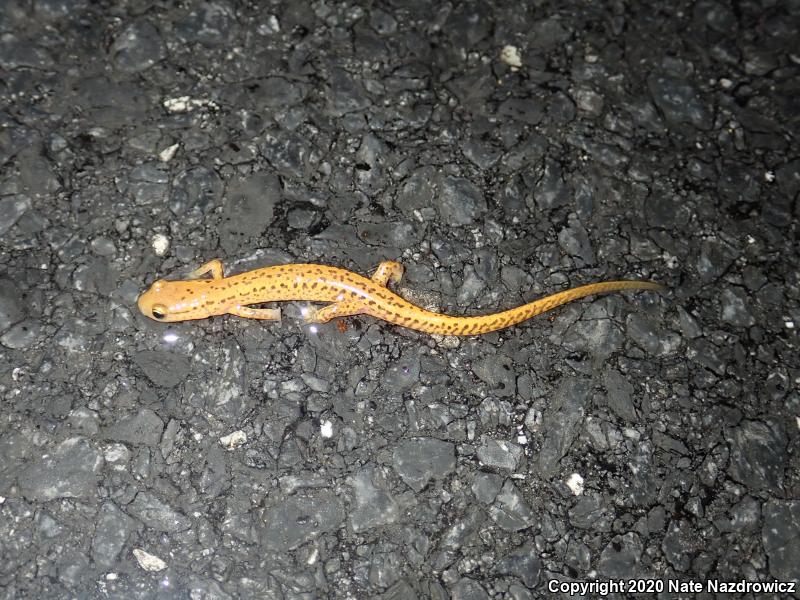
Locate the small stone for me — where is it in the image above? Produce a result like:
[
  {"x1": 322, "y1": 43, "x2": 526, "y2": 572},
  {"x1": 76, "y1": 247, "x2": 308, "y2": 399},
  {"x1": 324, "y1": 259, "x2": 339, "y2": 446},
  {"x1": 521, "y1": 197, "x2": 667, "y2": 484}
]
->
[
  {"x1": 348, "y1": 467, "x2": 399, "y2": 532},
  {"x1": 500, "y1": 45, "x2": 522, "y2": 68},
  {"x1": 450, "y1": 579, "x2": 489, "y2": 600},
  {"x1": 565, "y1": 473, "x2": 584, "y2": 495},
  {"x1": 92, "y1": 502, "x2": 135, "y2": 569},
  {"x1": 18, "y1": 437, "x2": 103, "y2": 501},
  {"x1": 598, "y1": 532, "x2": 643, "y2": 578},
  {"x1": 101, "y1": 408, "x2": 164, "y2": 447},
  {"x1": 133, "y1": 548, "x2": 167, "y2": 572},
  {"x1": 477, "y1": 438, "x2": 523, "y2": 471},
  {"x1": 158, "y1": 143, "x2": 179, "y2": 162},
  {"x1": 726, "y1": 419, "x2": 786, "y2": 491},
  {"x1": 494, "y1": 543, "x2": 541, "y2": 588},
  {"x1": 436, "y1": 176, "x2": 487, "y2": 225},
  {"x1": 1, "y1": 319, "x2": 40, "y2": 349},
  {"x1": 258, "y1": 490, "x2": 344, "y2": 550},
  {"x1": 133, "y1": 350, "x2": 191, "y2": 388},
  {"x1": 0, "y1": 196, "x2": 31, "y2": 235},
  {"x1": 111, "y1": 21, "x2": 166, "y2": 72},
  {"x1": 392, "y1": 438, "x2": 456, "y2": 492},
  {"x1": 720, "y1": 287, "x2": 755, "y2": 327},
  {"x1": 488, "y1": 480, "x2": 534, "y2": 531},
  {"x1": 763, "y1": 500, "x2": 800, "y2": 583},
  {"x1": 219, "y1": 174, "x2": 279, "y2": 253},
  {"x1": 151, "y1": 233, "x2": 169, "y2": 256},
  {"x1": 126, "y1": 491, "x2": 191, "y2": 532},
  {"x1": 472, "y1": 472, "x2": 504, "y2": 503},
  {"x1": 382, "y1": 351, "x2": 421, "y2": 392},
  {"x1": 0, "y1": 278, "x2": 26, "y2": 331},
  {"x1": 220, "y1": 430, "x2": 247, "y2": 449},
  {"x1": 647, "y1": 74, "x2": 712, "y2": 130}
]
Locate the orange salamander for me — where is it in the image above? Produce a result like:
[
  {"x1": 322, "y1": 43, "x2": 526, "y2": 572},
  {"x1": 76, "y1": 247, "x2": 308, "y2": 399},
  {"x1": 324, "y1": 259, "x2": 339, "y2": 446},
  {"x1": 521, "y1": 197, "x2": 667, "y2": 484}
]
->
[{"x1": 138, "y1": 259, "x2": 665, "y2": 336}]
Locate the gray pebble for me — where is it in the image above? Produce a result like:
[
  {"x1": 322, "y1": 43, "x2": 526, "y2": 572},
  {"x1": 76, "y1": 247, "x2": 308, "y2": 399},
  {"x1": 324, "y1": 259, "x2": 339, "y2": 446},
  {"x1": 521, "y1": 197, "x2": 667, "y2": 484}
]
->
[
  {"x1": 126, "y1": 491, "x2": 191, "y2": 532},
  {"x1": 392, "y1": 437, "x2": 455, "y2": 492},
  {"x1": 498, "y1": 97, "x2": 544, "y2": 126},
  {"x1": 110, "y1": 20, "x2": 166, "y2": 72},
  {"x1": 726, "y1": 419, "x2": 786, "y2": 491},
  {"x1": 219, "y1": 173, "x2": 279, "y2": 254},
  {"x1": 1, "y1": 319, "x2": 40, "y2": 349},
  {"x1": 441, "y1": 507, "x2": 486, "y2": 550},
  {"x1": 762, "y1": 500, "x2": 800, "y2": 583},
  {"x1": 494, "y1": 543, "x2": 541, "y2": 588},
  {"x1": 133, "y1": 350, "x2": 191, "y2": 388},
  {"x1": 488, "y1": 480, "x2": 533, "y2": 531},
  {"x1": 348, "y1": 467, "x2": 399, "y2": 532},
  {"x1": 370, "y1": 8, "x2": 397, "y2": 34},
  {"x1": 456, "y1": 264, "x2": 485, "y2": 306},
  {"x1": 477, "y1": 438, "x2": 522, "y2": 471},
  {"x1": 687, "y1": 338, "x2": 727, "y2": 375},
  {"x1": 662, "y1": 519, "x2": 693, "y2": 571},
  {"x1": 569, "y1": 493, "x2": 612, "y2": 530},
  {"x1": 531, "y1": 159, "x2": 569, "y2": 211},
  {"x1": 382, "y1": 350, "x2": 421, "y2": 392},
  {"x1": 462, "y1": 139, "x2": 502, "y2": 170},
  {"x1": 536, "y1": 378, "x2": 591, "y2": 478},
  {"x1": 696, "y1": 239, "x2": 737, "y2": 283},
  {"x1": 436, "y1": 176, "x2": 487, "y2": 226},
  {"x1": 720, "y1": 287, "x2": 755, "y2": 327},
  {"x1": 185, "y1": 340, "x2": 249, "y2": 424},
  {"x1": 625, "y1": 313, "x2": 662, "y2": 355},
  {"x1": 598, "y1": 532, "x2": 643, "y2": 578},
  {"x1": 287, "y1": 207, "x2": 319, "y2": 230},
  {"x1": 258, "y1": 490, "x2": 344, "y2": 551},
  {"x1": 0, "y1": 278, "x2": 26, "y2": 331},
  {"x1": 101, "y1": 408, "x2": 164, "y2": 447},
  {"x1": 91, "y1": 502, "x2": 135, "y2": 569},
  {"x1": 557, "y1": 213, "x2": 595, "y2": 265},
  {"x1": 602, "y1": 368, "x2": 637, "y2": 422},
  {"x1": 18, "y1": 437, "x2": 103, "y2": 501},
  {"x1": 472, "y1": 354, "x2": 516, "y2": 397},
  {"x1": 396, "y1": 167, "x2": 436, "y2": 217},
  {"x1": 170, "y1": 166, "x2": 223, "y2": 214},
  {"x1": 471, "y1": 472, "x2": 503, "y2": 504},
  {"x1": 0, "y1": 196, "x2": 31, "y2": 235},
  {"x1": 450, "y1": 578, "x2": 489, "y2": 600},
  {"x1": 647, "y1": 74, "x2": 712, "y2": 130},
  {"x1": 358, "y1": 220, "x2": 421, "y2": 247},
  {"x1": 326, "y1": 68, "x2": 370, "y2": 116}
]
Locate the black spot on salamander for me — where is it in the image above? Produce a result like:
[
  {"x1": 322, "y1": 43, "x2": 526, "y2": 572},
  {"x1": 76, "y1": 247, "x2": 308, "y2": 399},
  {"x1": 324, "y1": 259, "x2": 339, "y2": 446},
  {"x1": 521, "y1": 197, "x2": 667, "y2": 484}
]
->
[{"x1": 311, "y1": 282, "x2": 318, "y2": 288}]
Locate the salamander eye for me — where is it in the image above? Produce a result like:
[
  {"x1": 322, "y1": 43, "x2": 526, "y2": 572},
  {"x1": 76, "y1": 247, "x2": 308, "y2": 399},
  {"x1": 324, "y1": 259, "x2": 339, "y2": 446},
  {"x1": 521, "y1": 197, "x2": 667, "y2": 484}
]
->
[{"x1": 151, "y1": 304, "x2": 167, "y2": 320}]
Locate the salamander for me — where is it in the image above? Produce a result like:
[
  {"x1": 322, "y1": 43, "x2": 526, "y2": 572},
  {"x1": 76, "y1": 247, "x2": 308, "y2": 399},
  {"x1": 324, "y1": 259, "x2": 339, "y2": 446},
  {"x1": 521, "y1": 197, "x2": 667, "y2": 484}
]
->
[{"x1": 137, "y1": 259, "x2": 665, "y2": 336}]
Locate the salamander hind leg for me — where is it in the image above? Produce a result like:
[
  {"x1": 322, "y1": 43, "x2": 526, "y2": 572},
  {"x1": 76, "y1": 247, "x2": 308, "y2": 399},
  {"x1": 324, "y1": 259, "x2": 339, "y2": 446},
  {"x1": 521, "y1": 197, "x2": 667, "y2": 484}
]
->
[
  {"x1": 371, "y1": 261, "x2": 404, "y2": 286},
  {"x1": 188, "y1": 259, "x2": 224, "y2": 280},
  {"x1": 228, "y1": 306, "x2": 281, "y2": 321},
  {"x1": 305, "y1": 302, "x2": 365, "y2": 324}
]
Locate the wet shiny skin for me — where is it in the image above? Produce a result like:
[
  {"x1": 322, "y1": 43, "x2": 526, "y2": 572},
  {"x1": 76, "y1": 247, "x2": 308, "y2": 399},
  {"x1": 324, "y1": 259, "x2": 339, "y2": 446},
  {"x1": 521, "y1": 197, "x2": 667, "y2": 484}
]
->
[{"x1": 138, "y1": 260, "x2": 666, "y2": 335}]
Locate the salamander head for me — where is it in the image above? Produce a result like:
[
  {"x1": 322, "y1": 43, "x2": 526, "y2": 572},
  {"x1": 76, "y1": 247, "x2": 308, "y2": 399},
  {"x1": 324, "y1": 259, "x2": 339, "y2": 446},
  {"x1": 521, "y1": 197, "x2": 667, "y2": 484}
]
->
[{"x1": 138, "y1": 279, "x2": 222, "y2": 322}]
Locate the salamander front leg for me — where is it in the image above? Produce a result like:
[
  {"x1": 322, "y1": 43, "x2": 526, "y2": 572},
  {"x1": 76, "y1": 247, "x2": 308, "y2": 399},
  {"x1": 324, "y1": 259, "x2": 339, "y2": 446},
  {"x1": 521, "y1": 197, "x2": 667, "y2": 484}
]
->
[
  {"x1": 228, "y1": 305, "x2": 282, "y2": 321},
  {"x1": 188, "y1": 259, "x2": 224, "y2": 280},
  {"x1": 371, "y1": 261, "x2": 404, "y2": 286},
  {"x1": 305, "y1": 302, "x2": 365, "y2": 324}
]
